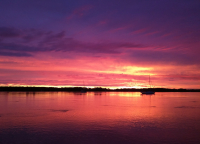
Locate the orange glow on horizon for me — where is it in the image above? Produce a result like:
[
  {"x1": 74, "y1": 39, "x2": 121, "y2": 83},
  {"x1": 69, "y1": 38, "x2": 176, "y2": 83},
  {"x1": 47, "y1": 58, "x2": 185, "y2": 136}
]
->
[{"x1": 0, "y1": 55, "x2": 200, "y2": 89}]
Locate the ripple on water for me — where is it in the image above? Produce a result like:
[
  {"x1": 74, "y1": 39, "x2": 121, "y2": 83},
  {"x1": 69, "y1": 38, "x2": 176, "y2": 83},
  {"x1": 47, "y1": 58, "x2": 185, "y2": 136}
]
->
[
  {"x1": 50, "y1": 109, "x2": 69, "y2": 112},
  {"x1": 174, "y1": 106, "x2": 197, "y2": 108}
]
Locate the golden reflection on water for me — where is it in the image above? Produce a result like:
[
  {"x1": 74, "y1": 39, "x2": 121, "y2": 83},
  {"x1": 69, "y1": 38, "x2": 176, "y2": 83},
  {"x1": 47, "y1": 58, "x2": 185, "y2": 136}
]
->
[
  {"x1": 0, "y1": 92, "x2": 200, "y2": 131},
  {"x1": 1, "y1": 91, "x2": 200, "y2": 144}
]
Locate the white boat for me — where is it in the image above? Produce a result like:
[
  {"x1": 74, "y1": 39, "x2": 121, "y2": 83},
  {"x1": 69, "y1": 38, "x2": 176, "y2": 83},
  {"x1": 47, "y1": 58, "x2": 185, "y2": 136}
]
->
[{"x1": 141, "y1": 75, "x2": 155, "y2": 95}]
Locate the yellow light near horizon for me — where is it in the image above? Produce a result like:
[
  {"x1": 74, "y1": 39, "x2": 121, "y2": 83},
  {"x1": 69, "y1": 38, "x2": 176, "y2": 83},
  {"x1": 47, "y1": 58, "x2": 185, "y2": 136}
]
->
[
  {"x1": 124, "y1": 66, "x2": 156, "y2": 75},
  {"x1": 1, "y1": 84, "x2": 145, "y2": 89},
  {"x1": 92, "y1": 66, "x2": 155, "y2": 76}
]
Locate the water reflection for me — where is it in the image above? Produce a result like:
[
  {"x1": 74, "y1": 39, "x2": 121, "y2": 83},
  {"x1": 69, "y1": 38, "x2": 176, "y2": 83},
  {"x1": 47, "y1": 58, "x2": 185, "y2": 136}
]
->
[{"x1": 0, "y1": 92, "x2": 200, "y2": 144}]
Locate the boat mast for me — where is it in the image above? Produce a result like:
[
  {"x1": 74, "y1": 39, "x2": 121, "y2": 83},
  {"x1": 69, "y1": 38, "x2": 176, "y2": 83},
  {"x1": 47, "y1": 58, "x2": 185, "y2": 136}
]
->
[{"x1": 149, "y1": 75, "x2": 151, "y2": 88}]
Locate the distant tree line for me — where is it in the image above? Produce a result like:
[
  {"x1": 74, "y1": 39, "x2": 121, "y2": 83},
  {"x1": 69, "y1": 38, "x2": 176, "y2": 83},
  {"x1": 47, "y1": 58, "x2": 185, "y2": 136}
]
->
[{"x1": 0, "y1": 86, "x2": 200, "y2": 92}]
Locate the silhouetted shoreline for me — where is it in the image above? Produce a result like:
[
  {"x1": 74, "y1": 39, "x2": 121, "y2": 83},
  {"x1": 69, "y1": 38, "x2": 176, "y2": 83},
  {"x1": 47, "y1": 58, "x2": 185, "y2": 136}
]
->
[{"x1": 0, "y1": 86, "x2": 200, "y2": 92}]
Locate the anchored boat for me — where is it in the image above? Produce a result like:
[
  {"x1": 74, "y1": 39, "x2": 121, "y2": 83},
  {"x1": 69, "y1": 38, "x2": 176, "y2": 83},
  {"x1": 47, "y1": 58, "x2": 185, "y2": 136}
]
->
[{"x1": 141, "y1": 75, "x2": 155, "y2": 95}]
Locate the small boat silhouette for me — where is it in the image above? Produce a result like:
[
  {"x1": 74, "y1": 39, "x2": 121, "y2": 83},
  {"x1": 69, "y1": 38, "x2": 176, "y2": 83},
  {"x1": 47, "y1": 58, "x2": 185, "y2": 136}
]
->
[{"x1": 141, "y1": 75, "x2": 155, "y2": 95}]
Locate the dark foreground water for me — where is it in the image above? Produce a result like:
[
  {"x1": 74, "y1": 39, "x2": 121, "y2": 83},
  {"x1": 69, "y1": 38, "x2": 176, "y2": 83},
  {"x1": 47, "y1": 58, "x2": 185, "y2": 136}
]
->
[{"x1": 0, "y1": 92, "x2": 200, "y2": 144}]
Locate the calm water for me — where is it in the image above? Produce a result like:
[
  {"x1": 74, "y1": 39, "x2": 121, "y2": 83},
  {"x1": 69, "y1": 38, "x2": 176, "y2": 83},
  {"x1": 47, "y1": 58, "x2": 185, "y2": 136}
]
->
[{"x1": 0, "y1": 92, "x2": 200, "y2": 144}]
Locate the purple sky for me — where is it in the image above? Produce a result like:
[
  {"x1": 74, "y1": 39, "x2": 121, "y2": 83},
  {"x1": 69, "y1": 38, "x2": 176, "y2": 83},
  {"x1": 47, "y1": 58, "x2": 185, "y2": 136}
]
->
[{"x1": 0, "y1": 0, "x2": 200, "y2": 88}]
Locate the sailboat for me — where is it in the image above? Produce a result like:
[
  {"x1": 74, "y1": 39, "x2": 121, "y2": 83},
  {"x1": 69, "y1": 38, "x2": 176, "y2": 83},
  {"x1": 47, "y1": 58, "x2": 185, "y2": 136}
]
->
[
  {"x1": 141, "y1": 75, "x2": 155, "y2": 95},
  {"x1": 81, "y1": 81, "x2": 87, "y2": 93}
]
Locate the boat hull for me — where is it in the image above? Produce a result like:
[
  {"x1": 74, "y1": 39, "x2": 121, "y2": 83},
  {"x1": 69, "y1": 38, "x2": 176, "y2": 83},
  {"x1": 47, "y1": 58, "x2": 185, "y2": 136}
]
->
[{"x1": 141, "y1": 91, "x2": 155, "y2": 94}]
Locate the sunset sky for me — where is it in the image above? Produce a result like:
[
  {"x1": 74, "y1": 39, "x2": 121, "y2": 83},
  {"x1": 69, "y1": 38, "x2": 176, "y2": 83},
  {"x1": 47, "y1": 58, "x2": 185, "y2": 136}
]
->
[{"x1": 0, "y1": 0, "x2": 200, "y2": 89}]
